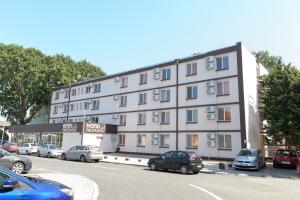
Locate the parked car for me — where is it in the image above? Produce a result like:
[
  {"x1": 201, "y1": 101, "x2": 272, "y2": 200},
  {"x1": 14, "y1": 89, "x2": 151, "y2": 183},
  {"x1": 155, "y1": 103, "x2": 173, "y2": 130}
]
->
[
  {"x1": 147, "y1": 151, "x2": 204, "y2": 174},
  {"x1": 0, "y1": 149, "x2": 32, "y2": 174},
  {"x1": 273, "y1": 149, "x2": 299, "y2": 169},
  {"x1": 61, "y1": 145, "x2": 103, "y2": 162},
  {"x1": 233, "y1": 148, "x2": 266, "y2": 171},
  {"x1": 0, "y1": 167, "x2": 73, "y2": 200},
  {"x1": 37, "y1": 144, "x2": 63, "y2": 158},
  {"x1": 0, "y1": 140, "x2": 8, "y2": 149},
  {"x1": 3, "y1": 143, "x2": 18, "y2": 153},
  {"x1": 17, "y1": 143, "x2": 38, "y2": 155}
]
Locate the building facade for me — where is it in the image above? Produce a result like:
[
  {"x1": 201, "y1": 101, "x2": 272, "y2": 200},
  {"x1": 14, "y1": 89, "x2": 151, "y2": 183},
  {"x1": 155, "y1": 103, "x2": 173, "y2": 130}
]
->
[{"x1": 49, "y1": 42, "x2": 265, "y2": 159}]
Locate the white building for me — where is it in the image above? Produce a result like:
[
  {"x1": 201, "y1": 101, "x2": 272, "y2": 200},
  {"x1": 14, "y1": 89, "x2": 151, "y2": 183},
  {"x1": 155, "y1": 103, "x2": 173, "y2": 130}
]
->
[{"x1": 49, "y1": 42, "x2": 265, "y2": 159}]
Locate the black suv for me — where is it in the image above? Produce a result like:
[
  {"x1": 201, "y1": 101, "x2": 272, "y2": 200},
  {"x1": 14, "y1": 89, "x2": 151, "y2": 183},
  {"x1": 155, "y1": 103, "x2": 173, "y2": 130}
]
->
[{"x1": 148, "y1": 151, "x2": 204, "y2": 174}]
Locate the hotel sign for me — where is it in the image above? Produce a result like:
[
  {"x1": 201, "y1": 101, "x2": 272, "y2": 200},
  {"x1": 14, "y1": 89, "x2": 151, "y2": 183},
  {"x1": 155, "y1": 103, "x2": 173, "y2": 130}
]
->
[
  {"x1": 62, "y1": 123, "x2": 77, "y2": 133},
  {"x1": 85, "y1": 123, "x2": 106, "y2": 134}
]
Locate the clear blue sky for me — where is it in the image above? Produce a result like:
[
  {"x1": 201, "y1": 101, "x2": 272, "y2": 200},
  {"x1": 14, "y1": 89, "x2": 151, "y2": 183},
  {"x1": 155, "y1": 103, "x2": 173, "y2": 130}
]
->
[{"x1": 1, "y1": 0, "x2": 299, "y2": 74}]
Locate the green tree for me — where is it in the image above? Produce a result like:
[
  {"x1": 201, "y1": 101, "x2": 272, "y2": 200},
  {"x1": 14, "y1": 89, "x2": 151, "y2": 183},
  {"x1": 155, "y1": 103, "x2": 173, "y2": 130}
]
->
[
  {"x1": 0, "y1": 44, "x2": 105, "y2": 125},
  {"x1": 256, "y1": 51, "x2": 300, "y2": 148}
]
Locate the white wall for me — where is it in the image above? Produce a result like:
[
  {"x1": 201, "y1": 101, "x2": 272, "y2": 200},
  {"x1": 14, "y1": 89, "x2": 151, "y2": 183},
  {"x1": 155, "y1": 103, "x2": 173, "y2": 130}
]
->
[{"x1": 62, "y1": 132, "x2": 82, "y2": 151}]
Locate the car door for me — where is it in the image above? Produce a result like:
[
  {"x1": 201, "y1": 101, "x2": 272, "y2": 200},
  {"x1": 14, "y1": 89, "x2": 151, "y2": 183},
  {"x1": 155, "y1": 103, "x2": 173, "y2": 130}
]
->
[
  {"x1": 0, "y1": 150, "x2": 13, "y2": 169},
  {"x1": 172, "y1": 151, "x2": 187, "y2": 170},
  {"x1": 158, "y1": 151, "x2": 174, "y2": 169},
  {"x1": 0, "y1": 172, "x2": 23, "y2": 200},
  {"x1": 41, "y1": 145, "x2": 47, "y2": 156},
  {"x1": 66, "y1": 146, "x2": 76, "y2": 159},
  {"x1": 74, "y1": 146, "x2": 84, "y2": 160}
]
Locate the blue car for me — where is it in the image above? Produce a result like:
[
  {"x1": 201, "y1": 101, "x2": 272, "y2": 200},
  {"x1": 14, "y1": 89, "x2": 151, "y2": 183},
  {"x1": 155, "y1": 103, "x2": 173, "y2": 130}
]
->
[{"x1": 0, "y1": 167, "x2": 73, "y2": 200}]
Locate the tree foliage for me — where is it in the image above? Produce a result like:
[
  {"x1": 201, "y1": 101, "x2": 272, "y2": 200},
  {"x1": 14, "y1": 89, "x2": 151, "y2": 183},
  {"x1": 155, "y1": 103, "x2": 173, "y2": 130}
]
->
[
  {"x1": 0, "y1": 44, "x2": 105, "y2": 125},
  {"x1": 256, "y1": 51, "x2": 300, "y2": 148}
]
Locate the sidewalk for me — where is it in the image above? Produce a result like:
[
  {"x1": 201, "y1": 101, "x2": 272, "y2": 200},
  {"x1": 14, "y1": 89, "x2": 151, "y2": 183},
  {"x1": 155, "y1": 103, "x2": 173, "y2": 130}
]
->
[{"x1": 102, "y1": 153, "x2": 299, "y2": 179}]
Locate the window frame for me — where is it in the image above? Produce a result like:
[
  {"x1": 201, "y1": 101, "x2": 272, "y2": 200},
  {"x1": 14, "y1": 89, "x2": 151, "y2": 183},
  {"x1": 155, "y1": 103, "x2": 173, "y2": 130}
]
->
[
  {"x1": 160, "y1": 111, "x2": 170, "y2": 124},
  {"x1": 137, "y1": 134, "x2": 146, "y2": 147},
  {"x1": 186, "y1": 63, "x2": 197, "y2": 76},
  {"x1": 186, "y1": 134, "x2": 199, "y2": 149},
  {"x1": 118, "y1": 134, "x2": 125, "y2": 146},
  {"x1": 120, "y1": 96, "x2": 127, "y2": 107},
  {"x1": 139, "y1": 73, "x2": 148, "y2": 85},
  {"x1": 160, "y1": 89, "x2": 170, "y2": 102},
  {"x1": 161, "y1": 68, "x2": 171, "y2": 81},
  {"x1": 186, "y1": 109, "x2": 198, "y2": 123},
  {"x1": 217, "y1": 107, "x2": 231, "y2": 122},
  {"x1": 137, "y1": 113, "x2": 146, "y2": 125},
  {"x1": 121, "y1": 77, "x2": 128, "y2": 88},
  {"x1": 216, "y1": 81, "x2": 230, "y2": 96},
  {"x1": 217, "y1": 134, "x2": 232, "y2": 149},
  {"x1": 138, "y1": 93, "x2": 147, "y2": 105},
  {"x1": 186, "y1": 85, "x2": 198, "y2": 100}
]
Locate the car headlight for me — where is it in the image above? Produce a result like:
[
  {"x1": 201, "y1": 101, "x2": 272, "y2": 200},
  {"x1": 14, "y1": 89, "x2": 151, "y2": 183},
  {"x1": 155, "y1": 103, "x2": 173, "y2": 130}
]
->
[{"x1": 60, "y1": 188, "x2": 74, "y2": 197}]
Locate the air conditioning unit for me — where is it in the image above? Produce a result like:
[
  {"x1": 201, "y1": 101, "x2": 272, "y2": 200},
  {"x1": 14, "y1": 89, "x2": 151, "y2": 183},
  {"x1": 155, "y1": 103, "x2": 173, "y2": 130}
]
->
[
  {"x1": 153, "y1": 68, "x2": 160, "y2": 74},
  {"x1": 113, "y1": 95, "x2": 119, "y2": 101},
  {"x1": 152, "y1": 139, "x2": 158, "y2": 145},
  {"x1": 206, "y1": 106, "x2": 215, "y2": 113},
  {"x1": 152, "y1": 110, "x2": 160, "y2": 116},
  {"x1": 207, "y1": 113, "x2": 215, "y2": 120},
  {"x1": 207, "y1": 133, "x2": 216, "y2": 140},
  {"x1": 153, "y1": 89, "x2": 160, "y2": 95},
  {"x1": 152, "y1": 133, "x2": 158, "y2": 139},
  {"x1": 206, "y1": 80, "x2": 215, "y2": 87},
  {"x1": 205, "y1": 56, "x2": 214, "y2": 63},
  {"x1": 207, "y1": 87, "x2": 215, "y2": 94},
  {"x1": 153, "y1": 73, "x2": 160, "y2": 80},
  {"x1": 152, "y1": 116, "x2": 159, "y2": 122},
  {"x1": 207, "y1": 140, "x2": 216, "y2": 147},
  {"x1": 112, "y1": 114, "x2": 118, "y2": 119},
  {"x1": 114, "y1": 76, "x2": 120, "y2": 82},
  {"x1": 206, "y1": 62, "x2": 215, "y2": 70},
  {"x1": 153, "y1": 94, "x2": 160, "y2": 101}
]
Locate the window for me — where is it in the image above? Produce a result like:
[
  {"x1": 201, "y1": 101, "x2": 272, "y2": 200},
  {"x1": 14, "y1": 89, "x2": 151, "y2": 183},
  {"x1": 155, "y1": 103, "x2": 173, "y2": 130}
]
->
[
  {"x1": 121, "y1": 77, "x2": 128, "y2": 88},
  {"x1": 217, "y1": 134, "x2": 232, "y2": 149},
  {"x1": 138, "y1": 93, "x2": 147, "y2": 105},
  {"x1": 137, "y1": 134, "x2": 146, "y2": 146},
  {"x1": 186, "y1": 86, "x2": 198, "y2": 99},
  {"x1": 63, "y1": 104, "x2": 69, "y2": 113},
  {"x1": 92, "y1": 100, "x2": 100, "y2": 110},
  {"x1": 119, "y1": 134, "x2": 125, "y2": 145},
  {"x1": 160, "y1": 89, "x2": 170, "y2": 102},
  {"x1": 85, "y1": 86, "x2": 91, "y2": 94},
  {"x1": 218, "y1": 107, "x2": 231, "y2": 121},
  {"x1": 53, "y1": 106, "x2": 58, "y2": 114},
  {"x1": 71, "y1": 89, "x2": 76, "y2": 96},
  {"x1": 186, "y1": 63, "x2": 197, "y2": 76},
  {"x1": 70, "y1": 104, "x2": 74, "y2": 111},
  {"x1": 216, "y1": 56, "x2": 229, "y2": 70},
  {"x1": 91, "y1": 117, "x2": 99, "y2": 123},
  {"x1": 186, "y1": 134, "x2": 198, "y2": 148},
  {"x1": 139, "y1": 73, "x2": 147, "y2": 84},
  {"x1": 55, "y1": 92, "x2": 59, "y2": 100},
  {"x1": 138, "y1": 113, "x2": 146, "y2": 125},
  {"x1": 64, "y1": 90, "x2": 69, "y2": 98},
  {"x1": 94, "y1": 83, "x2": 101, "y2": 93},
  {"x1": 217, "y1": 81, "x2": 230, "y2": 95},
  {"x1": 84, "y1": 102, "x2": 90, "y2": 110},
  {"x1": 160, "y1": 111, "x2": 170, "y2": 124},
  {"x1": 161, "y1": 68, "x2": 171, "y2": 80},
  {"x1": 186, "y1": 110, "x2": 198, "y2": 123},
  {"x1": 159, "y1": 134, "x2": 169, "y2": 147},
  {"x1": 119, "y1": 115, "x2": 126, "y2": 126},
  {"x1": 120, "y1": 96, "x2": 127, "y2": 107}
]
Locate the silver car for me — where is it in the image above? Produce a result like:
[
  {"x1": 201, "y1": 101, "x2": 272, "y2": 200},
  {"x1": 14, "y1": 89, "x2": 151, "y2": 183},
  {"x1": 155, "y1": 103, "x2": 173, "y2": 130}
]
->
[
  {"x1": 61, "y1": 145, "x2": 103, "y2": 162},
  {"x1": 234, "y1": 148, "x2": 266, "y2": 171},
  {"x1": 0, "y1": 149, "x2": 32, "y2": 174}
]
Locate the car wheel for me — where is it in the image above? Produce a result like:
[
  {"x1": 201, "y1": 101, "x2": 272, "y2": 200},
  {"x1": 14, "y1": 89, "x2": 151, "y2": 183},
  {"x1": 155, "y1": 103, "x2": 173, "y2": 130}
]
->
[
  {"x1": 37, "y1": 151, "x2": 41, "y2": 157},
  {"x1": 47, "y1": 152, "x2": 51, "y2": 158},
  {"x1": 61, "y1": 153, "x2": 67, "y2": 160},
  {"x1": 193, "y1": 170, "x2": 200, "y2": 174},
  {"x1": 11, "y1": 162, "x2": 25, "y2": 174},
  {"x1": 80, "y1": 155, "x2": 86, "y2": 162},
  {"x1": 150, "y1": 162, "x2": 157, "y2": 171},
  {"x1": 180, "y1": 165, "x2": 188, "y2": 175},
  {"x1": 94, "y1": 159, "x2": 100, "y2": 163}
]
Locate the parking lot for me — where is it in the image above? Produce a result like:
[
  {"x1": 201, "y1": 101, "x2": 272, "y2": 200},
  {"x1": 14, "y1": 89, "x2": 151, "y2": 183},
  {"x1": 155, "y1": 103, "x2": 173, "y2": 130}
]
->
[{"x1": 23, "y1": 155, "x2": 300, "y2": 200}]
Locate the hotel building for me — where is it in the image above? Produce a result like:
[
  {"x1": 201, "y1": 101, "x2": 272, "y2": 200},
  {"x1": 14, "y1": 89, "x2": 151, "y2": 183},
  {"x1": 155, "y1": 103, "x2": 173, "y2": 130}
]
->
[{"x1": 49, "y1": 42, "x2": 266, "y2": 159}]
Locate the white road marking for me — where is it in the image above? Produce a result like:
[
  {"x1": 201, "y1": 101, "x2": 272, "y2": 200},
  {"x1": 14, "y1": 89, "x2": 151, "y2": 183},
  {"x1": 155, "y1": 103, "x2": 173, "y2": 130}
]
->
[{"x1": 189, "y1": 184, "x2": 223, "y2": 200}]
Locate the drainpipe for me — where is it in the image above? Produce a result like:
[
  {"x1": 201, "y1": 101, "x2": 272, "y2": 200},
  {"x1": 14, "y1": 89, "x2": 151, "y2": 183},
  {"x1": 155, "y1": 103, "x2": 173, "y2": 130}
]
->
[
  {"x1": 66, "y1": 83, "x2": 72, "y2": 122},
  {"x1": 175, "y1": 59, "x2": 179, "y2": 150}
]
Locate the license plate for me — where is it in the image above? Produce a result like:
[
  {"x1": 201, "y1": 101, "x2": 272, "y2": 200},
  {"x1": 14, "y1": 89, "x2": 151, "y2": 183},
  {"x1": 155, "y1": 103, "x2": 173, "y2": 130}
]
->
[{"x1": 281, "y1": 161, "x2": 290, "y2": 165}]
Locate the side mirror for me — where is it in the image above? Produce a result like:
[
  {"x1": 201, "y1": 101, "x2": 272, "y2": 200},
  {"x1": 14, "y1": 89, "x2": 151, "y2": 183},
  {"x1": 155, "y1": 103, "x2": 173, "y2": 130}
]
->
[{"x1": 2, "y1": 178, "x2": 18, "y2": 189}]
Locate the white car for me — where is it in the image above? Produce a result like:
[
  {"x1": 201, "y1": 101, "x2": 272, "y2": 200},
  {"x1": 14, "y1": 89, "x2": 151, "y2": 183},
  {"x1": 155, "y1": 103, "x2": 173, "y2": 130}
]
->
[
  {"x1": 17, "y1": 143, "x2": 38, "y2": 155},
  {"x1": 37, "y1": 144, "x2": 63, "y2": 158}
]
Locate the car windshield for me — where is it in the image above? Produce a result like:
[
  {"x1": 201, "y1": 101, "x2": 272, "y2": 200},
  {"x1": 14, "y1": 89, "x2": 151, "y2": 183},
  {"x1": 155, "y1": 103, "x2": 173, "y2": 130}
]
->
[
  {"x1": 89, "y1": 146, "x2": 101, "y2": 151},
  {"x1": 277, "y1": 150, "x2": 297, "y2": 156},
  {"x1": 238, "y1": 149, "x2": 257, "y2": 157},
  {"x1": 49, "y1": 145, "x2": 57, "y2": 149}
]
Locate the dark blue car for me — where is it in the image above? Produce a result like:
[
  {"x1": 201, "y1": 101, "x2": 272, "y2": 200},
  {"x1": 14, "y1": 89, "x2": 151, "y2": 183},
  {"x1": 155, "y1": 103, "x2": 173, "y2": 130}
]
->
[{"x1": 0, "y1": 167, "x2": 73, "y2": 200}]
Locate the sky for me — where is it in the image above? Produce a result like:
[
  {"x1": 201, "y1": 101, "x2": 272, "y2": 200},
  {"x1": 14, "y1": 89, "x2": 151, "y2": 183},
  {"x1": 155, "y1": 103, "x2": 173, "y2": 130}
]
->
[{"x1": 0, "y1": 0, "x2": 299, "y2": 75}]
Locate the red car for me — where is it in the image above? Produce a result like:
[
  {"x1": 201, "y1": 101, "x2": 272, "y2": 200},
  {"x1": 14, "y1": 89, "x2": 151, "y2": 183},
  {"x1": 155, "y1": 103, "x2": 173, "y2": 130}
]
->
[
  {"x1": 273, "y1": 149, "x2": 299, "y2": 169},
  {"x1": 3, "y1": 142, "x2": 18, "y2": 153}
]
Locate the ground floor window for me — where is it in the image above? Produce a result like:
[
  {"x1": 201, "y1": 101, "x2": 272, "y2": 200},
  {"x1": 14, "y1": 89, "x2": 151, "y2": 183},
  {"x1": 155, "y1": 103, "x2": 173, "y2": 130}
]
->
[
  {"x1": 217, "y1": 134, "x2": 232, "y2": 149},
  {"x1": 186, "y1": 134, "x2": 198, "y2": 148},
  {"x1": 159, "y1": 134, "x2": 169, "y2": 147},
  {"x1": 118, "y1": 134, "x2": 125, "y2": 145},
  {"x1": 137, "y1": 134, "x2": 146, "y2": 147}
]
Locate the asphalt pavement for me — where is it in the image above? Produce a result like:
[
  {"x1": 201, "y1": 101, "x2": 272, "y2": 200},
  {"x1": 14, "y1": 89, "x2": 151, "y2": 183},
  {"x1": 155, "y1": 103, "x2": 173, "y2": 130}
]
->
[{"x1": 25, "y1": 155, "x2": 300, "y2": 200}]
